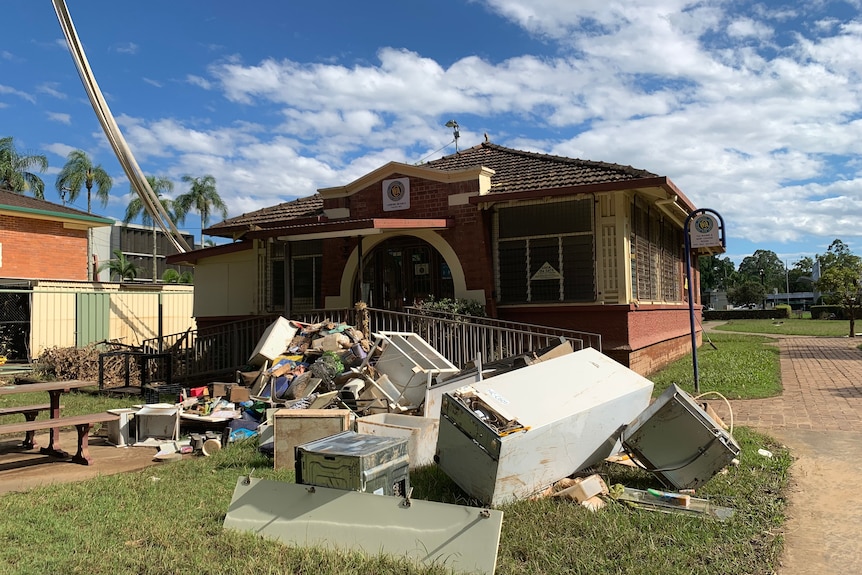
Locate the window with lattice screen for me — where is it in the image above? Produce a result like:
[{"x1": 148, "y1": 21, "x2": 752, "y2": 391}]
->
[
  {"x1": 630, "y1": 198, "x2": 683, "y2": 303},
  {"x1": 495, "y1": 199, "x2": 595, "y2": 304}
]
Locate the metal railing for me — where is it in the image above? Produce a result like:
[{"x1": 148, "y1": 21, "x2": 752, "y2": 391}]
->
[{"x1": 143, "y1": 307, "x2": 601, "y2": 384}]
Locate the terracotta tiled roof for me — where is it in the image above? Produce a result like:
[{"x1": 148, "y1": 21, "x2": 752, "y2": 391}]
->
[
  {"x1": 206, "y1": 143, "x2": 659, "y2": 236},
  {"x1": 207, "y1": 193, "x2": 324, "y2": 234},
  {"x1": 424, "y1": 142, "x2": 658, "y2": 193},
  {"x1": 0, "y1": 187, "x2": 111, "y2": 221}
]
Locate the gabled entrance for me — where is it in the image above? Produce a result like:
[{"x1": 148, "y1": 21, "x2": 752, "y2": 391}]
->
[{"x1": 358, "y1": 237, "x2": 454, "y2": 310}]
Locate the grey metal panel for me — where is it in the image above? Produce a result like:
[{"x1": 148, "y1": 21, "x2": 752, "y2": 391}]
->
[
  {"x1": 224, "y1": 477, "x2": 503, "y2": 575},
  {"x1": 622, "y1": 383, "x2": 741, "y2": 489}
]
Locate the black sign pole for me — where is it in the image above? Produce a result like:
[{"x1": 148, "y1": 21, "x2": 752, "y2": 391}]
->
[{"x1": 683, "y1": 208, "x2": 726, "y2": 394}]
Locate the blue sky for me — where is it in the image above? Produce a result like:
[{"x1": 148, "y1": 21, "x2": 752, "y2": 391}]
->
[{"x1": 3, "y1": 1, "x2": 862, "y2": 266}]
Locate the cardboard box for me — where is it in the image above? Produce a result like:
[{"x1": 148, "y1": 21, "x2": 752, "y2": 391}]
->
[
  {"x1": 229, "y1": 386, "x2": 251, "y2": 403},
  {"x1": 211, "y1": 382, "x2": 234, "y2": 397}
]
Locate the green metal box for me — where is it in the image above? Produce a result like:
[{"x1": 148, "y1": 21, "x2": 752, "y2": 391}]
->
[{"x1": 295, "y1": 430, "x2": 409, "y2": 496}]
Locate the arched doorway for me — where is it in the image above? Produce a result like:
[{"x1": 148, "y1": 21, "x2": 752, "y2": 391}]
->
[{"x1": 357, "y1": 236, "x2": 454, "y2": 310}]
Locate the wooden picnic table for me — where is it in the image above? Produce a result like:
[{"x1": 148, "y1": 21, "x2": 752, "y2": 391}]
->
[{"x1": 0, "y1": 380, "x2": 108, "y2": 463}]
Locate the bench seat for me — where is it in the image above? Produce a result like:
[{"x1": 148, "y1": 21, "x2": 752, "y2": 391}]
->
[
  {"x1": 0, "y1": 404, "x2": 62, "y2": 449},
  {"x1": 0, "y1": 412, "x2": 119, "y2": 465}
]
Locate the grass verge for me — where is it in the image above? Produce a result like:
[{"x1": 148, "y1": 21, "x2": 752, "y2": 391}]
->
[
  {"x1": 710, "y1": 318, "x2": 853, "y2": 337},
  {"x1": 651, "y1": 332, "x2": 781, "y2": 399},
  {"x1": 0, "y1": 425, "x2": 790, "y2": 575}
]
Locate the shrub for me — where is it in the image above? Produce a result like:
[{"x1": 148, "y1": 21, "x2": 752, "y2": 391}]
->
[{"x1": 413, "y1": 296, "x2": 486, "y2": 317}]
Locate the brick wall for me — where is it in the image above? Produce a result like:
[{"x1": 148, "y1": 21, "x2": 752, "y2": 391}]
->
[
  {"x1": 0, "y1": 215, "x2": 89, "y2": 280},
  {"x1": 321, "y1": 175, "x2": 496, "y2": 304}
]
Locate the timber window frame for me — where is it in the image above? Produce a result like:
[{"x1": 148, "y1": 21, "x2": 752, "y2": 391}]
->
[
  {"x1": 629, "y1": 196, "x2": 684, "y2": 303},
  {"x1": 494, "y1": 198, "x2": 596, "y2": 304}
]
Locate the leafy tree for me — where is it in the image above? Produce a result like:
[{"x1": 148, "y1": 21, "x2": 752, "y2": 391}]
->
[
  {"x1": 98, "y1": 250, "x2": 140, "y2": 282},
  {"x1": 814, "y1": 239, "x2": 862, "y2": 337},
  {"x1": 174, "y1": 174, "x2": 227, "y2": 246},
  {"x1": 727, "y1": 281, "x2": 766, "y2": 308},
  {"x1": 699, "y1": 255, "x2": 737, "y2": 292},
  {"x1": 0, "y1": 136, "x2": 48, "y2": 198},
  {"x1": 788, "y1": 257, "x2": 815, "y2": 293},
  {"x1": 124, "y1": 175, "x2": 175, "y2": 282},
  {"x1": 55, "y1": 149, "x2": 112, "y2": 213},
  {"x1": 738, "y1": 249, "x2": 784, "y2": 293}
]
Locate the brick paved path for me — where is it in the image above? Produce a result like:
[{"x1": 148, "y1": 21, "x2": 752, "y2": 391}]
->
[
  {"x1": 712, "y1": 336, "x2": 862, "y2": 575},
  {"x1": 727, "y1": 337, "x2": 862, "y2": 432}
]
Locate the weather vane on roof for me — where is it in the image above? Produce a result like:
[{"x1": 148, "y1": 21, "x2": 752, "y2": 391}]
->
[{"x1": 445, "y1": 120, "x2": 460, "y2": 152}]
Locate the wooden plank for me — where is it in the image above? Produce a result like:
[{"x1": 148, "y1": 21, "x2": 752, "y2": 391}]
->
[
  {"x1": 0, "y1": 404, "x2": 54, "y2": 417},
  {"x1": 0, "y1": 412, "x2": 119, "y2": 434},
  {"x1": 0, "y1": 380, "x2": 96, "y2": 395}
]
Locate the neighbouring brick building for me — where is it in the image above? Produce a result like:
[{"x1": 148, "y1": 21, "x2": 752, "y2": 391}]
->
[
  {"x1": 0, "y1": 188, "x2": 112, "y2": 281},
  {"x1": 169, "y1": 142, "x2": 708, "y2": 375}
]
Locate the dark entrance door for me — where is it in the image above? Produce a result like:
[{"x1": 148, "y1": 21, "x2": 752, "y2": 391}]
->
[{"x1": 359, "y1": 237, "x2": 454, "y2": 310}]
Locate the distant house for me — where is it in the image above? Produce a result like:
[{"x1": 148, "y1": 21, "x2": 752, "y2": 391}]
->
[
  {"x1": 0, "y1": 187, "x2": 112, "y2": 281},
  {"x1": 169, "y1": 142, "x2": 707, "y2": 375},
  {"x1": 0, "y1": 188, "x2": 195, "y2": 361}
]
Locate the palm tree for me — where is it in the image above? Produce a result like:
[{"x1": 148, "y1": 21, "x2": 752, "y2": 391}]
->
[
  {"x1": 55, "y1": 149, "x2": 113, "y2": 213},
  {"x1": 174, "y1": 174, "x2": 227, "y2": 247},
  {"x1": 124, "y1": 175, "x2": 175, "y2": 282},
  {"x1": 162, "y1": 269, "x2": 194, "y2": 284},
  {"x1": 98, "y1": 250, "x2": 140, "y2": 282},
  {"x1": 0, "y1": 136, "x2": 48, "y2": 198}
]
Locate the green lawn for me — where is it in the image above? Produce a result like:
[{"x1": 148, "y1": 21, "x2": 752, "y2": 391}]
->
[
  {"x1": 0, "y1": 331, "x2": 796, "y2": 575},
  {"x1": 709, "y1": 317, "x2": 854, "y2": 337},
  {"x1": 650, "y1": 331, "x2": 781, "y2": 399},
  {"x1": 0, "y1": 427, "x2": 790, "y2": 575}
]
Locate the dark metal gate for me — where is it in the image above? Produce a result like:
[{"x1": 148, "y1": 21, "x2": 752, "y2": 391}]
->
[{"x1": 0, "y1": 290, "x2": 30, "y2": 361}]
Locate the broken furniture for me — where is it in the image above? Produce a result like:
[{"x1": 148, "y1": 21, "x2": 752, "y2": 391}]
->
[
  {"x1": 224, "y1": 477, "x2": 503, "y2": 575},
  {"x1": 0, "y1": 380, "x2": 121, "y2": 465},
  {"x1": 105, "y1": 408, "x2": 137, "y2": 447},
  {"x1": 621, "y1": 383, "x2": 741, "y2": 490},
  {"x1": 359, "y1": 331, "x2": 459, "y2": 413},
  {"x1": 272, "y1": 408, "x2": 352, "y2": 470},
  {"x1": 248, "y1": 317, "x2": 298, "y2": 367},
  {"x1": 295, "y1": 430, "x2": 410, "y2": 496},
  {"x1": 435, "y1": 347, "x2": 654, "y2": 506},
  {"x1": 134, "y1": 403, "x2": 180, "y2": 444}
]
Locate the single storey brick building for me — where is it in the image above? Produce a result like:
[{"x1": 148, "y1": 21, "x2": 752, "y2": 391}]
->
[{"x1": 171, "y1": 142, "x2": 705, "y2": 375}]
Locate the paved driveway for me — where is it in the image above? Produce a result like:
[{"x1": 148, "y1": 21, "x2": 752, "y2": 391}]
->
[{"x1": 712, "y1": 336, "x2": 862, "y2": 574}]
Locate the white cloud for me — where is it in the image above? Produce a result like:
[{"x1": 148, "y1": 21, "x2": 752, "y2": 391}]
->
[
  {"x1": 114, "y1": 42, "x2": 139, "y2": 55},
  {"x1": 143, "y1": 77, "x2": 162, "y2": 88},
  {"x1": 0, "y1": 84, "x2": 35, "y2": 104},
  {"x1": 726, "y1": 17, "x2": 774, "y2": 40},
  {"x1": 37, "y1": 82, "x2": 66, "y2": 99},
  {"x1": 186, "y1": 75, "x2": 212, "y2": 90},
  {"x1": 46, "y1": 112, "x2": 71, "y2": 125}
]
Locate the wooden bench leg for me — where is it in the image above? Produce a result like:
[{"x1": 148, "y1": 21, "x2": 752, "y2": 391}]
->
[
  {"x1": 21, "y1": 411, "x2": 39, "y2": 450},
  {"x1": 39, "y1": 431, "x2": 70, "y2": 459},
  {"x1": 70, "y1": 423, "x2": 94, "y2": 466}
]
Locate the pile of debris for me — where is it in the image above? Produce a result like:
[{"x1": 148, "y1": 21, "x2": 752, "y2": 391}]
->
[
  {"x1": 34, "y1": 344, "x2": 141, "y2": 388},
  {"x1": 217, "y1": 318, "x2": 743, "y2": 575},
  {"x1": 124, "y1": 315, "x2": 743, "y2": 575}
]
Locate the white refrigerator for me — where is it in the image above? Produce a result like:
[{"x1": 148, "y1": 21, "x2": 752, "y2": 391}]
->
[{"x1": 435, "y1": 347, "x2": 654, "y2": 506}]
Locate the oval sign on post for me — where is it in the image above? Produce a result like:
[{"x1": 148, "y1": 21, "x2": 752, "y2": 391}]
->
[{"x1": 688, "y1": 213, "x2": 721, "y2": 249}]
